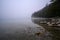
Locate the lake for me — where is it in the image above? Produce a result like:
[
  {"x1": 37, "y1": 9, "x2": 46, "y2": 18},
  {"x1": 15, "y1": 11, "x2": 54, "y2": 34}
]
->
[{"x1": 0, "y1": 18, "x2": 52, "y2": 40}]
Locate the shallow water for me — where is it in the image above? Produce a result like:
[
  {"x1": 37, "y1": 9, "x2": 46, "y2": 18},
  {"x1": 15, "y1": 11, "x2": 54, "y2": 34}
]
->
[{"x1": 0, "y1": 18, "x2": 52, "y2": 40}]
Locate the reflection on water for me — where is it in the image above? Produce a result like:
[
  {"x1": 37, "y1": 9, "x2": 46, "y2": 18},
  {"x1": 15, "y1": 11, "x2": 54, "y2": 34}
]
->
[
  {"x1": 0, "y1": 18, "x2": 51, "y2": 40},
  {"x1": 32, "y1": 18, "x2": 60, "y2": 40}
]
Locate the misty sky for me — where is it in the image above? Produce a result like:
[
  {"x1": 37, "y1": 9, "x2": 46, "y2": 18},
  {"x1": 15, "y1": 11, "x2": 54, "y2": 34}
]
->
[{"x1": 1, "y1": 0, "x2": 50, "y2": 19}]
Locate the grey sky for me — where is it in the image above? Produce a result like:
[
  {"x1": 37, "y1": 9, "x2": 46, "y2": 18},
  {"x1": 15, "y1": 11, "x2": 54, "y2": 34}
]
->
[{"x1": 1, "y1": 0, "x2": 50, "y2": 19}]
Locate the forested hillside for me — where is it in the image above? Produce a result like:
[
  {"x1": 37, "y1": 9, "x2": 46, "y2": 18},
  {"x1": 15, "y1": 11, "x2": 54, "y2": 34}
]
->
[{"x1": 32, "y1": 0, "x2": 60, "y2": 18}]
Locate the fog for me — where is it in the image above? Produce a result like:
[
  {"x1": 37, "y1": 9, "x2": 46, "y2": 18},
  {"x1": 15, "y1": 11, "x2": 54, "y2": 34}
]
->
[
  {"x1": 0, "y1": 0, "x2": 52, "y2": 40},
  {"x1": 1, "y1": 0, "x2": 50, "y2": 19}
]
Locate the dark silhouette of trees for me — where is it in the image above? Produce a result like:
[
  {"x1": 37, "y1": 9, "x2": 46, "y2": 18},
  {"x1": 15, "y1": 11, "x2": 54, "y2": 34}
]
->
[{"x1": 32, "y1": 0, "x2": 60, "y2": 18}]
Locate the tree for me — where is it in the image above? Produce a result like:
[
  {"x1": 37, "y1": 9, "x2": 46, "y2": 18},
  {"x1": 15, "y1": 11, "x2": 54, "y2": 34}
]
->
[{"x1": 32, "y1": 0, "x2": 60, "y2": 18}]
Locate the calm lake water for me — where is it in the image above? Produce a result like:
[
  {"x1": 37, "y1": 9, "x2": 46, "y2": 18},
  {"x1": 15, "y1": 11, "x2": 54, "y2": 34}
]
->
[{"x1": 0, "y1": 18, "x2": 52, "y2": 40}]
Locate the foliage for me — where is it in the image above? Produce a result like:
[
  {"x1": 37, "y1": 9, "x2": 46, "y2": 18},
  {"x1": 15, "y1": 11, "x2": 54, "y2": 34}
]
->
[{"x1": 32, "y1": 0, "x2": 60, "y2": 18}]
